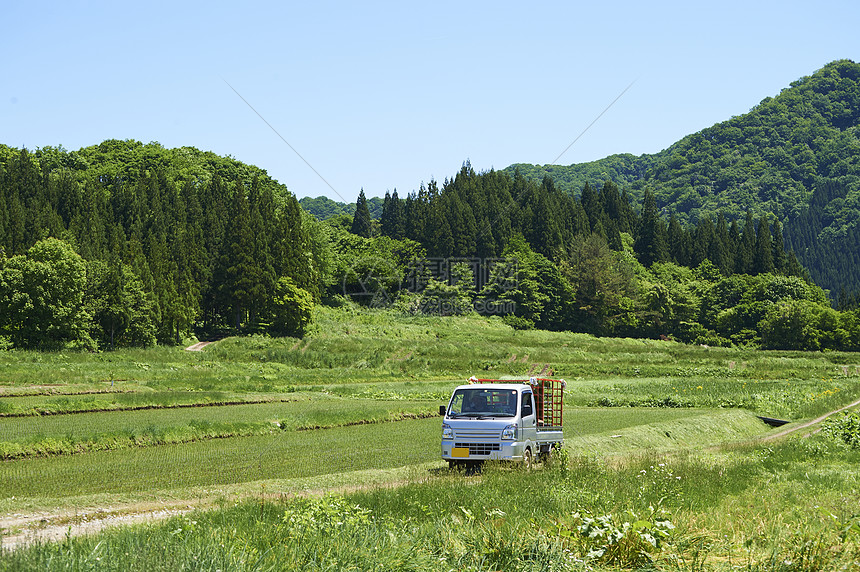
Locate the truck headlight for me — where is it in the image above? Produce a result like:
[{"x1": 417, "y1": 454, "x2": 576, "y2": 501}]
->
[
  {"x1": 442, "y1": 423, "x2": 453, "y2": 440},
  {"x1": 501, "y1": 424, "x2": 516, "y2": 440}
]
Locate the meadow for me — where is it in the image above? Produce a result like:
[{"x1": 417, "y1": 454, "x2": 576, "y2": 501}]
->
[{"x1": 2, "y1": 305, "x2": 860, "y2": 570}]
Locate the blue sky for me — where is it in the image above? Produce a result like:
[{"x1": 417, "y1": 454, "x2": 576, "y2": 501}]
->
[{"x1": 3, "y1": 1, "x2": 857, "y2": 202}]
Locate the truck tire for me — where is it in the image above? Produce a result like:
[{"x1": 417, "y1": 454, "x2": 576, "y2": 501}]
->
[{"x1": 523, "y1": 447, "x2": 533, "y2": 470}]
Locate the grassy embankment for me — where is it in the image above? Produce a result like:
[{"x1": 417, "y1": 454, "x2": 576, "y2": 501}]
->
[{"x1": 2, "y1": 305, "x2": 860, "y2": 569}]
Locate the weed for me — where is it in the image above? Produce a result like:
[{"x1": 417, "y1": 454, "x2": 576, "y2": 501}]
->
[
  {"x1": 279, "y1": 495, "x2": 372, "y2": 539},
  {"x1": 550, "y1": 506, "x2": 676, "y2": 568},
  {"x1": 636, "y1": 461, "x2": 684, "y2": 509},
  {"x1": 823, "y1": 410, "x2": 860, "y2": 448}
]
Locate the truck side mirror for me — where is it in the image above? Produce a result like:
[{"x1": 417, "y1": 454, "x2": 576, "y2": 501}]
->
[{"x1": 439, "y1": 405, "x2": 446, "y2": 416}]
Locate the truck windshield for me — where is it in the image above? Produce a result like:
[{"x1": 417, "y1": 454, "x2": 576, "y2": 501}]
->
[{"x1": 448, "y1": 388, "x2": 517, "y2": 417}]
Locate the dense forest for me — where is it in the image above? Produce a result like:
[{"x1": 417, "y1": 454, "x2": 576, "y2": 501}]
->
[
  {"x1": 508, "y1": 59, "x2": 860, "y2": 297},
  {"x1": 2, "y1": 61, "x2": 860, "y2": 352},
  {"x1": 358, "y1": 165, "x2": 858, "y2": 352},
  {"x1": 0, "y1": 141, "x2": 326, "y2": 349}
]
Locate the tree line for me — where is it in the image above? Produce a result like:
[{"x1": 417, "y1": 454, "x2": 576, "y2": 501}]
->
[
  {"x1": 2, "y1": 139, "x2": 860, "y2": 352},
  {"x1": 339, "y1": 163, "x2": 859, "y2": 350}
]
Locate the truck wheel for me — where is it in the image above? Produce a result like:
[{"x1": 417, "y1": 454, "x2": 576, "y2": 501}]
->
[{"x1": 523, "y1": 447, "x2": 533, "y2": 470}]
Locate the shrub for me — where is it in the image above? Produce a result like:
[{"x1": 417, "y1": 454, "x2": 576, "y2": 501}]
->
[
  {"x1": 823, "y1": 411, "x2": 860, "y2": 448},
  {"x1": 502, "y1": 315, "x2": 534, "y2": 330}
]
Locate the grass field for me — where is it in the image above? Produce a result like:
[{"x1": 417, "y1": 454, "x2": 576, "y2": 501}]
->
[{"x1": 2, "y1": 306, "x2": 860, "y2": 570}]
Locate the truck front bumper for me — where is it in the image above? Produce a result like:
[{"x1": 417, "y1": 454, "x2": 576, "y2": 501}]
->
[{"x1": 441, "y1": 441, "x2": 525, "y2": 462}]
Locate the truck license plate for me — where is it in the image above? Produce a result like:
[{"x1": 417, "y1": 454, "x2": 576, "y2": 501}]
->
[{"x1": 452, "y1": 447, "x2": 469, "y2": 458}]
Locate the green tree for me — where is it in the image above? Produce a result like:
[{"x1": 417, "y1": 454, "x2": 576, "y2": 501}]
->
[
  {"x1": 667, "y1": 214, "x2": 689, "y2": 266},
  {"x1": 736, "y1": 211, "x2": 756, "y2": 274},
  {"x1": 332, "y1": 231, "x2": 424, "y2": 306},
  {"x1": 640, "y1": 262, "x2": 701, "y2": 340},
  {"x1": 634, "y1": 190, "x2": 669, "y2": 266},
  {"x1": 699, "y1": 274, "x2": 751, "y2": 329},
  {"x1": 87, "y1": 258, "x2": 157, "y2": 349},
  {"x1": 754, "y1": 216, "x2": 775, "y2": 274},
  {"x1": 771, "y1": 218, "x2": 787, "y2": 273},
  {"x1": 380, "y1": 190, "x2": 406, "y2": 240},
  {"x1": 759, "y1": 299, "x2": 828, "y2": 350},
  {"x1": 417, "y1": 262, "x2": 475, "y2": 316},
  {"x1": 350, "y1": 189, "x2": 373, "y2": 238},
  {"x1": 479, "y1": 235, "x2": 572, "y2": 330},
  {"x1": 0, "y1": 238, "x2": 93, "y2": 349},
  {"x1": 270, "y1": 277, "x2": 314, "y2": 337},
  {"x1": 580, "y1": 182, "x2": 601, "y2": 231},
  {"x1": 218, "y1": 183, "x2": 260, "y2": 329},
  {"x1": 565, "y1": 233, "x2": 639, "y2": 335}
]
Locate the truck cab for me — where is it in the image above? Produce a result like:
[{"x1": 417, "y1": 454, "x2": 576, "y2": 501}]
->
[{"x1": 440, "y1": 378, "x2": 564, "y2": 469}]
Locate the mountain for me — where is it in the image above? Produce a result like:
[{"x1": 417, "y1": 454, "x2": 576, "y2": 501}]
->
[{"x1": 506, "y1": 59, "x2": 860, "y2": 296}]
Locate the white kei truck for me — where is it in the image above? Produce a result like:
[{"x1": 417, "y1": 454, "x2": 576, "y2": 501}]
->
[{"x1": 440, "y1": 377, "x2": 565, "y2": 469}]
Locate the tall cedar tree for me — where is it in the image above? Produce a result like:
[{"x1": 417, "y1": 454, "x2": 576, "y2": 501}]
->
[
  {"x1": 754, "y1": 216, "x2": 775, "y2": 274},
  {"x1": 771, "y1": 218, "x2": 787, "y2": 273},
  {"x1": 219, "y1": 183, "x2": 260, "y2": 329},
  {"x1": 715, "y1": 214, "x2": 733, "y2": 275},
  {"x1": 736, "y1": 211, "x2": 756, "y2": 275},
  {"x1": 667, "y1": 214, "x2": 688, "y2": 266},
  {"x1": 351, "y1": 189, "x2": 372, "y2": 237},
  {"x1": 634, "y1": 189, "x2": 669, "y2": 266}
]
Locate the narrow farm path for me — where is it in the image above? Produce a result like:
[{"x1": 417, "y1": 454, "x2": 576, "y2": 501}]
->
[
  {"x1": 1, "y1": 500, "x2": 201, "y2": 551},
  {"x1": 759, "y1": 397, "x2": 860, "y2": 442},
  {"x1": 185, "y1": 341, "x2": 214, "y2": 351}
]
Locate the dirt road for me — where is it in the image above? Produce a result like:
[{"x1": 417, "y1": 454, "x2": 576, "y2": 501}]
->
[
  {"x1": 759, "y1": 397, "x2": 860, "y2": 442},
  {"x1": 1, "y1": 502, "x2": 199, "y2": 550}
]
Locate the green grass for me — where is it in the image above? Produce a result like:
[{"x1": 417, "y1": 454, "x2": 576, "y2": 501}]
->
[
  {"x1": 5, "y1": 436, "x2": 860, "y2": 571},
  {"x1": 562, "y1": 375, "x2": 860, "y2": 419},
  {"x1": 0, "y1": 395, "x2": 437, "y2": 443},
  {"x1": 3, "y1": 306, "x2": 860, "y2": 570},
  {"x1": 567, "y1": 408, "x2": 772, "y2": 454},
  {"x1": 0, "y1": 390, "x2": 284, "y2": 416},
  {"x1": 0, "y1": 395, "x2": 438, "y2": 459},
  {"x1": 0, "y1": 417, "x2": 443, "y2": 499},
  {"x1": 3, "y1": 308, "x2": 858, "y2": 393}
]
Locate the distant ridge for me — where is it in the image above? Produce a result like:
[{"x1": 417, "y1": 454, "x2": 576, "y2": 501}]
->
[
  {"x1": 299, "y1": 195, "x2": 384, "y2": 220},
  {"x1": 506, "y1": 59, "x2": 860, "y2": 296}
]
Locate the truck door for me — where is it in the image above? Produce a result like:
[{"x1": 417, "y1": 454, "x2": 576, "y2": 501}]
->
[{"x1": 520, "y1": 391, "x2": 537, "y2": 445}]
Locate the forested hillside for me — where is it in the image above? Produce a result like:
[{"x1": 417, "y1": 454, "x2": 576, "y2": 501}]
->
[
  {"x1": 508, "y1": 59, "x2": 860, "y2": 296},
  {"x1": 0, "y1": 140, "x2": 325, "y2": 349},
  {"x1": 2, "y1": 140, "x2": 859, "y2": 352}
]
